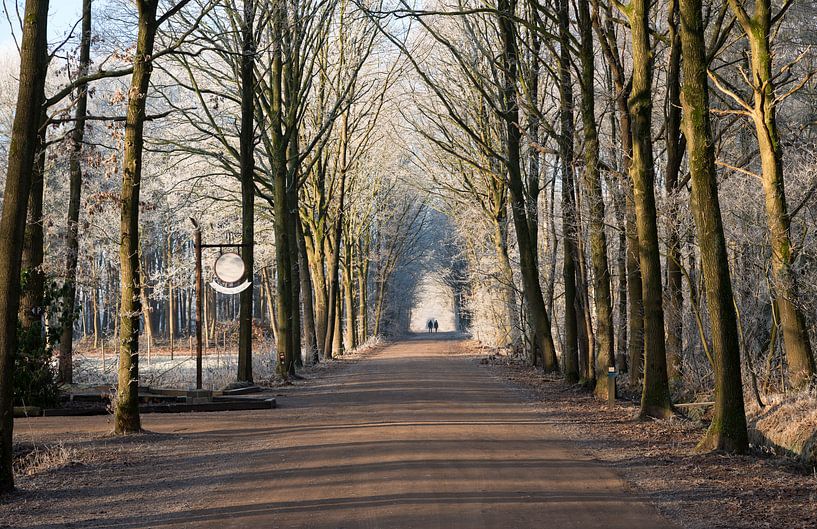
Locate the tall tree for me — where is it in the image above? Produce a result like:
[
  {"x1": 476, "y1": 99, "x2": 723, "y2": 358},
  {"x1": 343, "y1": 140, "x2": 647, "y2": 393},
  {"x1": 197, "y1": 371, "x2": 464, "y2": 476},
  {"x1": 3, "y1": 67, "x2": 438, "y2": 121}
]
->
[
  {"x1": 0, "y1": 0, "x2": 50, "y2": 494},
  {"x1": 679, "y1": 0, "x2": 748, "y2": 452},
  {"x1": 237, "y1": 0, "x2": 256, "y2": 383},
  {"x1": 59, "y1": 0, "x2": 93, "y2": 385},
  {"x1": 557, "y1": 0, "x2": 581, "y2": 383},
  {"x1": 722, "y1": 0, "x2": 816, "y2": 389},
  {"x1": 591, "y1": 0, "x2": 643, "y2": 383},
  {"x1": 18, "y1": 116, "x2": 47, "y2": 342},
  {"x1": 664, "y1": 0, "x2": 685, "y2": 384},
  {"x1": 621, "y1": 0, "x2": 672, "y2": 418},
  {"x1": 116, "y1": 0, "x2": 164, "y2": 434},
  {"x1": 498, "y1": 0, "x2": 558, "y2": 371},
  {"x1": 577, "y1": 0, "x2": 615, "y2": 394}
]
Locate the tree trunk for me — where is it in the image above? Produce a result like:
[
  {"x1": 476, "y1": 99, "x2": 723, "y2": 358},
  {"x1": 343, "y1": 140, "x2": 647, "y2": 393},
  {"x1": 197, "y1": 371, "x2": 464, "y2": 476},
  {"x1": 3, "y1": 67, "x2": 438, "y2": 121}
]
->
[
  {"x1": 578, "y1": 0, "x2": 614, "y2": 395},
  {"x1": 492, "y1": 212, "x2": 519, "y2": 347},
  {"x1": 0, "y1": 0, "x2": 49, "y2": 494},
  {"x1": 323, "y1": 112, "x2": 349, "y2": 359},
  {"x1": 558, "y1": 0, "x2": 581, "y2": 382},
  {"x1": 237, "y1": 0, "x2": 256, "y2": 383},
  {"x1": 664, "y1": 0, "x2": 685, "y2": 385},
  {"x1": 679, "y1": 0, "x2": 748, "y2": 452},
  {"x1": 725, "y1": 0, "x2": 816, "y2": 388},
  {"x1": 357, "y1": 238, "x2": 369, "y2": 341},
  {"x1": 497, "y1": 0, "x2": 558, "y2": 371},
  {"x1": 343, "y1": 238, "x2": 357, "y2": 351},
  {"x1": 18, "y1": 114, "x2": 47, "y2": 336},
  {"x1": 262, "y1": 267, "x2": 278, "y2": 343},
  {"x1": 626, "y1": 0, "x2": 672, "y2": 418},
  {"x1": 297, "y1": 217, "x2": 318, "y2": 362},
  {"x1": 612, "y1": 177, "x2": 629, "y2": 373},
  {"x1": 592, "y1": 0, "x2": 642, "y2": 382},
  {"x1": 139, "y1": 251, "x2": 154, "y2": 350},
  {"x1": 115, "y1": 0, "x2": 159, "y2": 435},
  {"x1": 333, "y1": 286, "x2": 343, "y2": 356},
  {"x1": 309, "y1": 238, "x2": 328, "y2": 357},
  {"x1": 287, "y1": 141, "x2": 303, "y2": 369},
  {"x1": 167, "y1": 234, "x2": 175, "y2": 357}
]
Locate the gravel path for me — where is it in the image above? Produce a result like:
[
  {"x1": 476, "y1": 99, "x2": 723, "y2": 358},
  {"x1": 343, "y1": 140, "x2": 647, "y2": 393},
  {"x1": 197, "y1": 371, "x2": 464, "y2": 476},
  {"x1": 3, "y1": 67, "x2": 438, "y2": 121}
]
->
[{"x1": 3, "y1": 336, "x2": 675, "y2": 528}]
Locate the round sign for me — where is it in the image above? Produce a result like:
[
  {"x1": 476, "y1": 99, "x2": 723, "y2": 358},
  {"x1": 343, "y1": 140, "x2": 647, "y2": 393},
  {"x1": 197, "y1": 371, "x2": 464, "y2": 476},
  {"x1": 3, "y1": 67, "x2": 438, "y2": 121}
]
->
[{"x1": 214, "y1": 252, "x2": 246, "y2": 283}]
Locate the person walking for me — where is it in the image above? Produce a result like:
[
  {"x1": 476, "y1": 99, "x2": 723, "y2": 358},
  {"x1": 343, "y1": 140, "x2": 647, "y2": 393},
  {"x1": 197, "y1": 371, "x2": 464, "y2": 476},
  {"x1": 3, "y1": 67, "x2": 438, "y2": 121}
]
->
[
  {"x1": 433, "y1": 320, "x2": 439, "y2": 333},
  {"x1": 427, "y1": 319, "x2": 433, "y2": 333}
]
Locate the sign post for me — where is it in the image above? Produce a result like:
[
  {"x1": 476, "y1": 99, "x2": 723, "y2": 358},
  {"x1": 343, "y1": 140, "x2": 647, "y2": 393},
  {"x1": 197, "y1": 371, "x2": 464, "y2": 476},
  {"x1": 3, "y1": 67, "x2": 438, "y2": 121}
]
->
[
  {"x1": 191, "y1": 219, "x2": 204, "y2": 389},
  {"x1": 190, "y1": 218, "x2": 253, "y2": 390},
  {"x1": 607, "y1": 366, "x2": 618, "y2": 404}
]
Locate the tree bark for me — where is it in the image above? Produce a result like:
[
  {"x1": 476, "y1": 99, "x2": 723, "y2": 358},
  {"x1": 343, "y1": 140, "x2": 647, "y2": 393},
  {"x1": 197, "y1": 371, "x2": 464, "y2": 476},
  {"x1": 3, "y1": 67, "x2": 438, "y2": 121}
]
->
[
  {"x1": 237, "y1": 0, "x2": 256, "y2": 383},
  {"x1": 0, "y1": 0, "x2": 49, "y2": 494},
  {"x1": 323, "y1": 114, "x2": 348, "y2": 359},
  {"x1": 626, "y1": 0, "x2": 672, "y2": 418},
  {"x1": 343, "y1": 237, "x2": 357, "y2": 351},
  {"x1": 726, "y1": 0, "x2": 816, "y2": 388},
  {"x1": 297, "y1": 216, "x2": 318, "y2": 361},
  {"x1": 592, "y1": 0, "x2": 643, "y2": 384},
  {"x1": 18, "y1": 115, "x2": 47, "y2": 335},
  {"x1": 558, "y1": 0, "x2": 581, "y2": 383},
  {"x1": 679, "y1": 0, "x2": 748, "y2": 452},
  {"x1": 497, "y1": 0, "x2": 558, "y2": 371},
  {"x1": 664, "y1": 0, "x2": 685, "y2": 385},
  {"x1": 357, "y1": 236, "x2": 370, "y2": 341},
  {"x1": 492, "y1": 212, "x2": 519, "y2": 347},
  {"x1": 578, "y1": 0, "x2": 615, "y2": 395},
  {"x1": 116, "y1": 0, "x2": 159, "y2": 434}
]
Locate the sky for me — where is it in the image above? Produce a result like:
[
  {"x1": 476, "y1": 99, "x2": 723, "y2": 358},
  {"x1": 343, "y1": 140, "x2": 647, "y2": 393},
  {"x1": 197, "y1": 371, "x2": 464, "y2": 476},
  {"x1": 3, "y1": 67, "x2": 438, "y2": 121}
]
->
[{"x1": 0, "y1": 1, "x2": 85, "y2": 51}]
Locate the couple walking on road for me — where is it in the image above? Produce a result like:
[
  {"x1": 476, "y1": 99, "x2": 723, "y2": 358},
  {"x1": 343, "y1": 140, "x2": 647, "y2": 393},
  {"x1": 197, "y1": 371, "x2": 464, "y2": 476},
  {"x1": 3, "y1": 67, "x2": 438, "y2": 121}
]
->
[{"x1": 426, "y1": 319, "x2": 439, "y2": 333}]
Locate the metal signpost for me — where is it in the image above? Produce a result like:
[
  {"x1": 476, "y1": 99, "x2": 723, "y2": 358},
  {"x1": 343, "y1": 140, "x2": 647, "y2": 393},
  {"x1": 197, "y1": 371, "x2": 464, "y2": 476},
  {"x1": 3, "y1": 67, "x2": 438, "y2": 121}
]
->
[
  {"x1": 190, "y1": 218, "x2": 252, "y2": 390},
  {"x1": 607, "y1": 366, "x2": 618, "y2": 404}
]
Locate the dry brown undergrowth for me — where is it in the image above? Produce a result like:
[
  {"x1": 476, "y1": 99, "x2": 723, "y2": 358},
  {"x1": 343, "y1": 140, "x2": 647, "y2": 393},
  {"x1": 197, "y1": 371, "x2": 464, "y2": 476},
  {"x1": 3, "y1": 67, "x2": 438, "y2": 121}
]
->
[{"x1": 13, "y1": 442, "x2": 84, "y2": 477}]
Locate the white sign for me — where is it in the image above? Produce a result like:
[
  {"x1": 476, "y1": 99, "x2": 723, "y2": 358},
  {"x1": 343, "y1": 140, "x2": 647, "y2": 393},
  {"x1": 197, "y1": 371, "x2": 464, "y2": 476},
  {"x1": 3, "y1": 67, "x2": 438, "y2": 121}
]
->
[
  {"x1": 210, "y1": 279, "x2": 252, "y2": 295},
  {"x1": 214, "y1": 252, "x2": 246, "y2": 283}
]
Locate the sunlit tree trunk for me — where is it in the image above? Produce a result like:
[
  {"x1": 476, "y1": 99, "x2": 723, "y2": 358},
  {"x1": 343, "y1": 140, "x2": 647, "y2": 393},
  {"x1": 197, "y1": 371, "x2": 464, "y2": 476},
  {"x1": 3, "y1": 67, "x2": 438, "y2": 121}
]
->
[
  {"x1": 726, "y1": 0, "x2": 816, "y2": 389},
  {"x1": 343, "y1": 237, "x2": 357, "y2": 350},
  {"x1": 492, "y1": 212, "x2": 519, "y2": 347},
  {"x1": 323, "y1": 113, "x2": 348, "y2": 359},
  {"x1": 356, "y1": 235, "x2": 370, "y2": 341},
  {"x1": 297, "y1": 216, "x2": 318, "y2": 361},
  {"x1": 679, "y1": 0, "x2": 748, "y2": 452},
  {"x1": 116, "y1": 0, "x2": 160, "y2": 434},
  {"x1": 625, "y1": 0, "x2": 672, "y2": 418},
  {"x1": 333, "y1": 287, "x2": 343, "y2": 356}
]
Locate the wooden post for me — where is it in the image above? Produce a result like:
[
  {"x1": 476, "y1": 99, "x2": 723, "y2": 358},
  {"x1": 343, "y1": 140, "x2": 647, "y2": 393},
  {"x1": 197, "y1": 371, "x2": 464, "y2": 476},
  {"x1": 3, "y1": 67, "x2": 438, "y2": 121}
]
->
[{"x1": 192, "y1": 219, "x2": 203, "y2": 389}]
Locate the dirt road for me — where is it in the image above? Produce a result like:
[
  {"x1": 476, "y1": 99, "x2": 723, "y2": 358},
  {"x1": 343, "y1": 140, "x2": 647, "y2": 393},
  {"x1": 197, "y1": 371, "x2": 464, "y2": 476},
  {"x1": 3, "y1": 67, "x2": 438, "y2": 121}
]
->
[{"x1": 5, "y1": 337, "x2": 675, "y2": 528}]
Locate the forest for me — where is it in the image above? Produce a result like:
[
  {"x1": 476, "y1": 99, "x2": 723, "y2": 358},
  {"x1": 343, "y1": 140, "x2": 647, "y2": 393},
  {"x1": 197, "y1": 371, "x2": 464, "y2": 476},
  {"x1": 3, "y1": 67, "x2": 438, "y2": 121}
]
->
[{"x1": 0, "y1": 0, "x2": 816, "y2": 526}]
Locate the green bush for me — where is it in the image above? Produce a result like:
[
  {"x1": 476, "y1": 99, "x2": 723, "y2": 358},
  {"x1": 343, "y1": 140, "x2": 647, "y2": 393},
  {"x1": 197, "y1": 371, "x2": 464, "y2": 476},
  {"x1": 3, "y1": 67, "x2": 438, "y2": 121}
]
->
[{"x1": 13, "y1": 275, "x2": 72, "y2": 408}]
